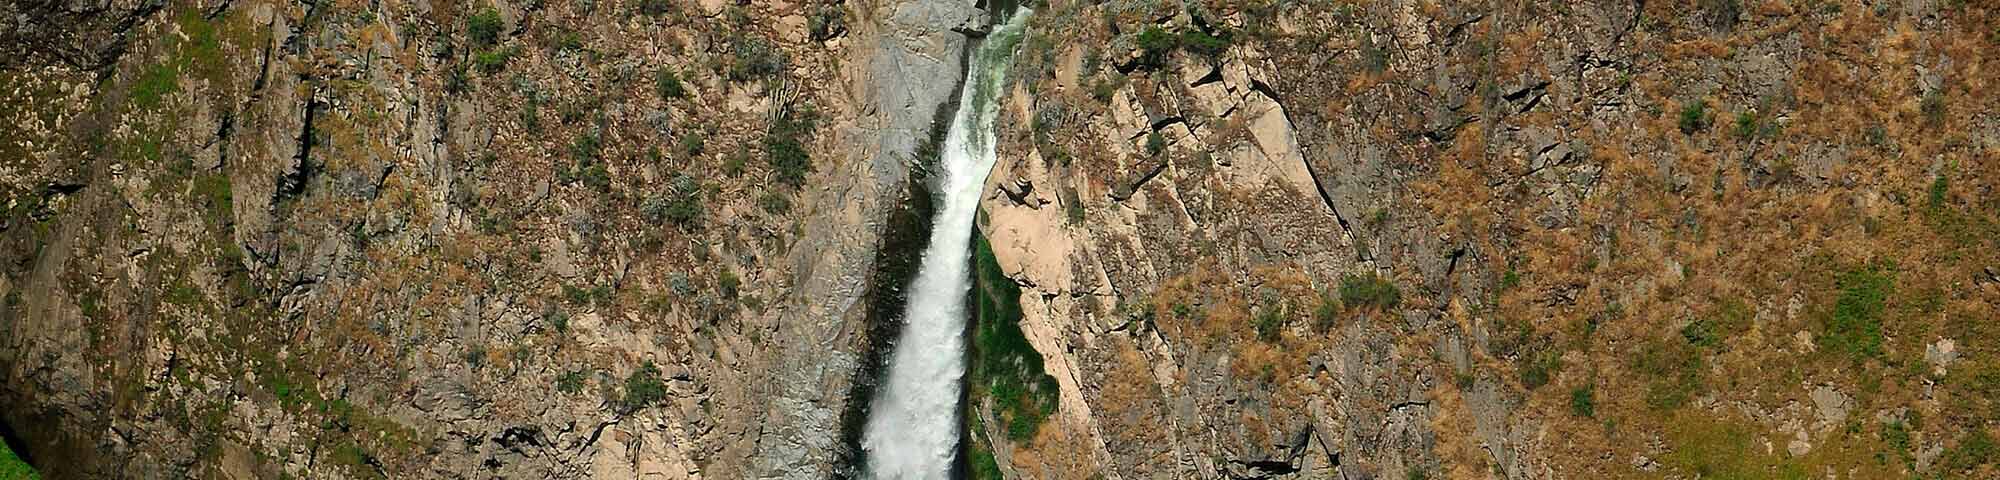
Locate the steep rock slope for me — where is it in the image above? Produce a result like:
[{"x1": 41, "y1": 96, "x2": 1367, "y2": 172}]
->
[
  {"x1": 0, "y1": 0, "x2": 983, "y2": 478},
  {"x1": 976, "y1": 1, "x2": 1998, "y2": 479}
]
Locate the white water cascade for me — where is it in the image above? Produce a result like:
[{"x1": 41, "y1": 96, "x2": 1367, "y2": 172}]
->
[{"x1": 860, "y1": 9, "x2": 1031, "y2": 480}]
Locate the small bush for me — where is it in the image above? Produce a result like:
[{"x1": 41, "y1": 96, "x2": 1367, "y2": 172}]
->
[
  {"x1": 1519, "y1": 350, "x2": 1561, "y2": 390},
  {"x1": 1636, "y1": 338, "x2": 1703, "y2": 410},
  {"x1": 1569, "y1": 386, "x2": 1595, "y2": 417},
  {"x1": 1920, "y1": 91, "x2": 1946, "y2": 126},
  {"x1": 556, "y1": 369, "x2": 587, "y2": 394},
  {"x1": 1678, "y1": 100, "x2": 1710, "y2": 134},
  {"x1": 680, "y1": 131, "x2": 706, "y2": 157},
  {"x1": 808, "y1": 4, "x2": 847, "y2": 41},
  {"x1": 717, "y1": 270, "x2": 740, "y2": 299},
  {"x1": 474, "y1": 47, "x2": 513, "y2": 74},
  {"x1": 1145, "y1": 131, "x2": 1166, "y2": 156},
  {"x1": 1253, "y1": 304, "x2": 1283, "y2": 343},
  {"x1": 636, "y1": 0, "x2": 671, "y2": 16},
  {"x1": 765, "y1": 107, "x2": 818, "y2": 186},
  {"x1": 1732, "y1": 110, "x2": 1758, "y2": 139},
  {"x1": 1338, "y1": 272, "x2": 1401, "y2": 311},
  {"x1": 1312, "y1": 291, "x2": 1339, "y2": 332},
  {"x1": 728, "y1": 35, "x2": 787, "y2": 81},
  {"x1": 643, "y1": 174, "x2": 704, "y2": 227},
  {"x1": 1135, "y1": 26, "x2": 1178, "y2": 67},
  {"x1": 655, "y1": 69, "x2": 686, "y2": 100},
  {"x1": 468, "y1": 9, "x2": 504, "y2": 47},
  {"x1": 546, "y1": 310, "x2": 570, "y2": 333},
  {"x1": 757, "y1": 191, "x2": 792, "y2": 214},
  {"x1": 622, "y1": 362, "x2": 667, "y2": 409},
  {"x1": 1181, "y1": 28, "x2": 1232, "y2": 58}
]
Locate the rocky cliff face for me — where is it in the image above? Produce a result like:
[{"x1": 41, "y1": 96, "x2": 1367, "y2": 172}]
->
[
  {"x1": 972, "y1": 1, "x2": 1998, "y2": 479},
  {"x1": 0, "y1": 0, "x2": 989, "y2": 478},
  {"x1": 3, "y1": 1, "x2": 1999, "y2": 479}
]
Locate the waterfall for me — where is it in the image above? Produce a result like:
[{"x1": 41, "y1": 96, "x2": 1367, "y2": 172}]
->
[{"x1": 860, "y1": 10, "x2": 1031, "y2": 480}]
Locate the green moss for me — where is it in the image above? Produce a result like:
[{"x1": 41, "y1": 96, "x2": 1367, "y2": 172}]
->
[
  {"x1": 0, "y1": 439, "x2": 37, "y2": 479},
  {"x1": 969, "y1": 230, "x2": 1059, "y2": 443}
]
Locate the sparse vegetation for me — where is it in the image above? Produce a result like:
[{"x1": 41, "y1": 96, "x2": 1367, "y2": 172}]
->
[
  {"x1": 556, "y1": 369, "x2": 587, "y2": 394},
  {"x1": 1145, "y1": 131, "x2": 1165, "y2": 156},
  {"x1": 655, "y1": 69, "x2": 686, "y2": 100}
]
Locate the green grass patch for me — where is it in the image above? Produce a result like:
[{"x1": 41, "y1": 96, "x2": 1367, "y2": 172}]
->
[
  {"x1": 1822, "y1": 265, "x2": 1891, "y2": 361},
  {"x1": 1662, "y1": 413, "x2": 1809, "y2": 480},
  {"x1": 1635, "y1": 337, "x2": 1704, "y2": 410},
  {"x1": 969, "y1": 230, "x2": 1059, "y2": 443}
]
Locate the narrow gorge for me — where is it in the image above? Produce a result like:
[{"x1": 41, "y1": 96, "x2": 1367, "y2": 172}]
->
[
  {"x1": 860, "y1": 9, "x2": 1030, "y2": 480},
  {"x1": 3, "y1": 1, "x2": 1998, "y2": 479}
]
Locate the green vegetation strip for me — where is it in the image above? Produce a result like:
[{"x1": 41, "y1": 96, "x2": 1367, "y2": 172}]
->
[
  {"x1": 964, "y1": 229, "x2": 1058, "y2": 478},
  {"x1": 0, "y1": 441, "x2": 36, "y2": 480}
]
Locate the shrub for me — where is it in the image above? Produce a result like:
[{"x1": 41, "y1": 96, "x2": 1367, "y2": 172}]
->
[
  {"x1": 808, "y1": 4, "x2": 847, "y2": 41},
  {"x1": 1636, "y1": 338, "x2": 1703, "y2": 410},
  {"x1": 1091, "y1": 77, "x2": 1119, "y2": 103},
  {"x1": 1569, "y1": 386, "x2": 1595, "y2": 417},
  {"x1": 1253, "y1": 304, "x2": 1283, "y2": 343},
  {"x1": 1920, "y1": 91, "x2": 1946, "y2": 126},
  {"x1": 680, "y1": 131, "x2": 706, "y2": 157},
  {"x1": 728, "y1": 35, "x2": 786, "y2": 81},
  {"x1": 474, "y1": 47, "x2": 513, "y2": 74},
  {"x1": 643, "y1": 174, "x2": 704, "y2": 227},
  {"x1": 569, "y1": 134, "x2": 601, "y2": 162},
  {"x1": 556, "y1": 369, "x2": 587, "y2": 393},
  {"x1": 1946, "y1": 428, "x2": 1997, "y2": 472},
  {"x1": 757, "y1": 191, "x2": 792, "y2": 214},
  {"x1": 622, "y1": 362, "x2": 667, "y2": 409},
  {"x1": 1360, "y1": 38, "x2": 1389, "y2": 73},
  {"x1": 1678, "y1": 100, "x2": 1710, "y2": 134},
  {"x1": 636, "y1": 0, "x2": 671, "y2": 16},
  {"x1": 546, "y1": 310, "x2": 570, "y2": 333},
  {"x1": 1338, "y1": 272, "x2": 1400, "y2": 311},
  {"x1": 1312, "y1": 291, "x2": 1339, "y2": 332},
  {"x1": 717, "y1": 270, "x2": 740, "y2": 299},
  {"x1": 1732, "y1": 110, "x2": 1758, "y2": 139},
  {"x1": 468, "y1": 8, "x2": 503, "y2": 47},
  {"x1": 765, "y1": 107, "x2": 818, "y2": 186},
  {"x1": 1145, "y1": 131, "x2": 1166, "y2": 156},
  {"x1": 1135, "y1": 26, "x2": 1178, "y2": 67},
  {"x1": 1519, "y1": 350, "x2": 1561, "y2": 390},
  {"x1": 655, "y1": 69, "x2": 686, "y2": 100},
  {"x1": 1181, "y1": 27, "x2": 1232, "y2": 58}
]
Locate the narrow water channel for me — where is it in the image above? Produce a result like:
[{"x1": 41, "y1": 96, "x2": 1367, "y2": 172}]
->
[{"x1": 858, "y1": 9, "x2": 1031, "y2": 480}]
